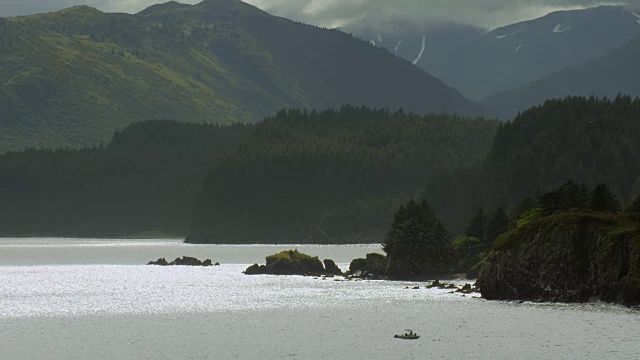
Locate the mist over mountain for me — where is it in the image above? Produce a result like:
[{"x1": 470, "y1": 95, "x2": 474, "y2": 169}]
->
[{"x1": 0, "y1": 0, "x2": 483, "y2": 152}]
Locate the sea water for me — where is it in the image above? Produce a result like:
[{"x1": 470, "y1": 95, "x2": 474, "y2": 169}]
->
[{"x1": 1, "y1": 238, "x2": 639, "y2": 359}]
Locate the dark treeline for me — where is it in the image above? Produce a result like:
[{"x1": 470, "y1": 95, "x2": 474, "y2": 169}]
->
[
  {"x1": 188, "y1": 105, "x2": 499, "y2": 243},
  {"x1": 0, "y1": 120, "x2": 251, "y2": 237},
  {"x1": 385, "y1": 179, "x2": 639, "y2": 278},
  {"x1": 427, "y1": 96, "x2": 640, "y2": 233},
  {"x1": 5, "y1": 97, "x2": 637, "y2": 245}
]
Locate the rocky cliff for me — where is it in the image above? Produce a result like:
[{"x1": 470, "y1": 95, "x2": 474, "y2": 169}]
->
[{"x1": 477, "y1": 212, "x2": 640, "y2": 306}]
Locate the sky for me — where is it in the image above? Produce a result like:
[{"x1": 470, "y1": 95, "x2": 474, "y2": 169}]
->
[{"x1": 0, "y1": 0, "x2": 636, "y2": 30}]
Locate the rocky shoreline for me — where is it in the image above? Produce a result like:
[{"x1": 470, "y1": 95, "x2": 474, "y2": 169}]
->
[
  {"x1": 477, "y1": 212, "x2": 640, "y2": 307},
  {"x1": 241, "y1": 250, "x2": 479, "y2": 294}
]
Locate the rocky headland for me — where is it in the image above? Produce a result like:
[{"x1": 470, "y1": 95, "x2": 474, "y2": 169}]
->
[{"x1": 477, "y1": 212, "x2": 640, "y2": 306}]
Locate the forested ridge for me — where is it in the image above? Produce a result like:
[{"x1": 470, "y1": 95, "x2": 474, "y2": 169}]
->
[
  {"x1": 0, "y1": 120, "x2": 251, "y2": 237},
  {"x1": 3, "y1": 97, "x2": 639, "y2": 244},
  {"x1": 427, "y1": 96, "x2": 640, "y2": 232},
  {"x1": 0, "y1": 106, "x2": 498, "y2": 239},
  {"x1": 188, "y1": 106, "x2": 499, "y2": 243}
]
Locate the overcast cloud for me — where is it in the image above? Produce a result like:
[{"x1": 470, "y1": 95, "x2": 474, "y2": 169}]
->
[{"x1": 0, "y1": 0, "x2": 636, "y2": 30}]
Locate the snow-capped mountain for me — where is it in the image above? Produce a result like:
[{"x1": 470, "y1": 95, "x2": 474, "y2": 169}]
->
[
  {"x1": 346, "y1": 23, "x2": 484, "y2": 79},
  {"x1": 438, "y1": 6, "x2": 640, "y2": 101}
]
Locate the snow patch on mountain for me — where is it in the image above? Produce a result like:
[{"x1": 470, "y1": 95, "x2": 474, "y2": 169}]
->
[
  {"x1": 553, "y1": 24, "x2": 572, "y2": 33},
  {"x1": 632, "y1": 12, "x2": 640, "y2": 25},
  {"x1": 394, "y1": 40, "x2": 402, "y2": 54},
  {"x1": 515, "y1": 44, "x2": 523, "y2": 53},
  {"x1": 369, "y1": 40, "x2": 376, "y2": 46},
  {"x1": 377, "y1": 35, "x2": 383, "y2": 43},
  {"x1": 511, "y1": 29, "x2": 524, "y2": 36},
  {"x1": 412, "y1": 35, "x2": 426, "y2": 65},
  {"x1": 496, "y1": 34, "x2": 508, "y2": 39}
]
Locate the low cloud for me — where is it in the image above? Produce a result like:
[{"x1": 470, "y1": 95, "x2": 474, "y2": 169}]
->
[{"x1": 0, "y1": 0, "x2": 636, "y2": 30}]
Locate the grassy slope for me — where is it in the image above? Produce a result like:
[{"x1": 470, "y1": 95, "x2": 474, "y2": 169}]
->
[
  {"x1": 0, "y1": 5, "x2": 271, "y2": 150},
  {"x1": 0, "y1": 0, "x2": 484, "y2": 152}
]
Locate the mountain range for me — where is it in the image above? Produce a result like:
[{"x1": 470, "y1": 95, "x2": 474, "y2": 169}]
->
[
  {"x1": 484, "y1": 37, "x2": 640, "y2": 118},
  {"x1": 352, "y1": 6, "x2": 640, "y2": 107},
  {"x1": 2, "y1": 1, "x2": 640, "y2": 152},
  {"x1": 439, "y1": 6, "x2": 640, "y2": 101},
  {"x1": 0, "y1": 0, "x2": 482, "y2": 152}
]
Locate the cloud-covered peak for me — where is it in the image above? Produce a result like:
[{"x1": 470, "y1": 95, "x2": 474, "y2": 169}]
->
[{"x1": 0, "y1": 0, "x2": 636, "y2": 31}]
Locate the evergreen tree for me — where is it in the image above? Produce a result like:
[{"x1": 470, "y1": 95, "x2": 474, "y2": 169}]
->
[
  {"x1": 383, "y1": 200, "x2": 452, "y2": 277},
  {"x1": 538, "y1": 180, "x2": 589, "y2": 214},
  {"x1": 485, "y1": 207, "x2": 509, "y2": 243},
  {"x1": 465, "y1": 208, "x2": 487, "y2": 241},
  {"x1": 590, "y1": 184, "x2": 621, "y2": 213}
]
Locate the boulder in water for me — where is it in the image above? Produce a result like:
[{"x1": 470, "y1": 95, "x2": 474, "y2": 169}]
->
[
  {"x1": 324, "y1": 259, "x2": 343, "y2": 275},
  {"x1": 347, "y1": 253, "x2": 387, "y2": 278},
  {"x1": 244, "y1": 250, "x2": 330, "y2": 276},
  {"x1": 147, "y1": 257, "x2": 169, "y2": 266},
  {"x1": 147, "y1": 256, "x2": 214, "y2": 266}
]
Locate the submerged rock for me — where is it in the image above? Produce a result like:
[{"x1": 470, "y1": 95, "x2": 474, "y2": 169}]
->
[{"x1": 147, "y1": 256, "x2": 214, "y2": 266}]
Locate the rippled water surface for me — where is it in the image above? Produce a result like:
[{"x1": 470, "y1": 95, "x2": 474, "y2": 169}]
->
[{"x1": 1, "y1": 238, "x2": 639, "y2": 359}]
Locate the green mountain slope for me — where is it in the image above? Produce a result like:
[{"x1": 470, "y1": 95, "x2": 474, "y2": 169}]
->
[
  {"x1": 483, "y1": 38, "x2": 640, "y2": 119},
  {"x1": 0, "y1": 0, "x2": 484, "y2": 152}
]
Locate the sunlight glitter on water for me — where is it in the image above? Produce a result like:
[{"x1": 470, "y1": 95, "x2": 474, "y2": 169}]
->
[{"x1": 0, "y1": 264, "x2": 475, "y2": 318}]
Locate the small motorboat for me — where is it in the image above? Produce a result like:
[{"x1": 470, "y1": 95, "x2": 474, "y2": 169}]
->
[{"x1": 394, "y1": 330, "x2": 420, "y2": 340}]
